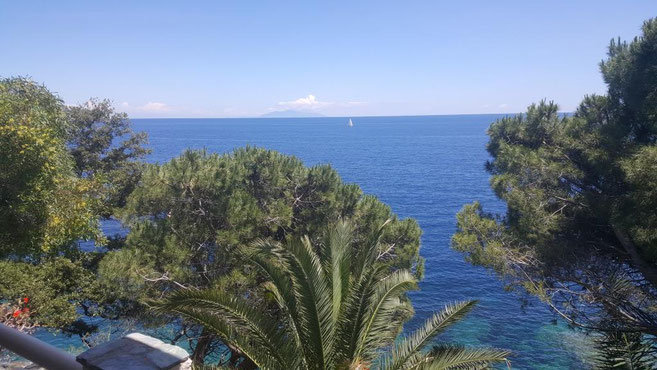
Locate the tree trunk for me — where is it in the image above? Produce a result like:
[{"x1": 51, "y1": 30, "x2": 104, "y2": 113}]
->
[
  {"x1": 191, "y1": 327, "x2": 213, "y2": 365},
  {"x1": 612, "y1": 223, "x2": 657, "y2": 287}
]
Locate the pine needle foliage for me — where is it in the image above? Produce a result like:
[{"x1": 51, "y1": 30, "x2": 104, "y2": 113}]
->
[
  {"x1": 596, "y1": 332, "x2": 656, "y2": 370},
  {"x1": 452, "y1": 18, "x2": 657, "y2": 359}
]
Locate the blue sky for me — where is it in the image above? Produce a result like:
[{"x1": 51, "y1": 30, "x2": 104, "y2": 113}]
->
[{"x1": 1, "y1": 1, "x2": 655, "y2": 118}]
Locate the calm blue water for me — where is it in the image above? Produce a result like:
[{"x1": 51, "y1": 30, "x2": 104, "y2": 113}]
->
[{"x1": 41, "y1": 115, "x2": 594, "y2": 368}]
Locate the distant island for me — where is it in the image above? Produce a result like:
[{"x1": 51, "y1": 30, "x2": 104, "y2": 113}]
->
[{"x1": 260, "y1": 110, "x2": 325, "y2": 118}]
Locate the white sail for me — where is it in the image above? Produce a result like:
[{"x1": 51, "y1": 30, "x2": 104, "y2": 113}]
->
[{"x1": 348, "y1": 118, "x2": 353, "y2": 127}]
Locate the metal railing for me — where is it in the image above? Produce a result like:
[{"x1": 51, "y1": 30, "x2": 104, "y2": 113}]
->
[{"x1": 0, "y1": 323, "x2": 82, "y2": 370}]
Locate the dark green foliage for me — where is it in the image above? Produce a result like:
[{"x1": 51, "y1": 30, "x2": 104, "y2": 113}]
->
[
  {"x1": 153, "y1": 221, "x2": 509, "y2": 369},
  {"x1": 103, "y1": 147, "x2": 423, "y2": 361},
  {"x1": 107, "y1": 147, "x2": 423, "y2": 296},
  {"x1": 0, "y1": 77, "x2": 104, "y2": 258},
  {"x1": 0, "y1": 258, "x2": 97, "y2": 329},
  {"x1": 0, "y1": 78, "x2": 147, "y2": 339},
  {"x1": 0, "y1": 77, "x2": 69, "y2": 134},
  {"x1": 452, "y1": 18, "x2": 657, "y2": 358},
  {"x1": 66, "y1": 99, "x2": 150, "y2": 215},
  {"x1": 0, "y1": 252, "x2": 135, "y2": 340},
  {"x1": 621, "y1": 146, "x2": 657, "y2": 262},
  {"x1": 596, "y1": 332, "x2": 656, "y2": 370}
]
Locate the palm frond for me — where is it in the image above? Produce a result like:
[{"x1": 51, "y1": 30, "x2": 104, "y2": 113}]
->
[
  {"x1": 153, "y1": 221, "x2": 508, "y2": 370},
  {"x1": 248, "y1": 239, "x2": 308, "y2": 368},
  {"x1": 176, "y1": 309, "x2": 288, "y2": 370},
  {"x1": 335, "y1": 262, "x2": 383, "y2": 362},
  {"x1": 380, "y1": 301, "x2": 479, "y2": 370},
  {"x1": 281, "y1": 235, "x2": 335, "y2": 369},
  {"x1": 150, "y1": 289, "x2": 294, "y2": 369},
  {"x1": 416, "y1": 345, "x2": 511, "y2": 370},
  {"x1": 326, "y1": 220, "x2": 353, "y2": 324},
  {"x1": 356, "y1": 269, "x2": 418, "y2": 360}
]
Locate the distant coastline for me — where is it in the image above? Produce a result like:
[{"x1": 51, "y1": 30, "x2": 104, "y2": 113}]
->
[{"x1": 129, "y1": 112, "x2": 574, "y2": 120}]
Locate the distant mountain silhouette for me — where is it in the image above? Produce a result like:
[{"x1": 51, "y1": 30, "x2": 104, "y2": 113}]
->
[{"x1": 261, "y1": 110, "x2": 325, "y2": 118}]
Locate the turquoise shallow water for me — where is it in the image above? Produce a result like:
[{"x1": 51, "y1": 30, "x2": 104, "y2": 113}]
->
[{"x1": 36, "y1": 115, "x2": 594, "y2": 368}]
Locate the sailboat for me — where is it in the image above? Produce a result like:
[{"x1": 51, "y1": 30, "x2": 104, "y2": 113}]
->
[{"x1": 348, "y1": 118, "x2": 354, "y2": 127}]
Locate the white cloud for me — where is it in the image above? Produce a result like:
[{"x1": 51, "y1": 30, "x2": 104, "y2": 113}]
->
[
  {"x1": 498, "y1": 103, "x2": 509, "y2": 109},
  {"x1": 268, "y1": 95, "x2": 369, "y2": 116},
  {"x1": 276, "y1": 94, "x2": 332, "y2": 111}
]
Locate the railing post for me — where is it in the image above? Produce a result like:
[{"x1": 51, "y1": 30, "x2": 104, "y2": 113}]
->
[{"x1": 0, "y1": 323, "x2": 82, "y2": 370}]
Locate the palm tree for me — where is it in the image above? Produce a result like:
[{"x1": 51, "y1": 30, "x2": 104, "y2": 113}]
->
[{"x1": 152, "y1": 221, "x2": 510, "y2": 369}]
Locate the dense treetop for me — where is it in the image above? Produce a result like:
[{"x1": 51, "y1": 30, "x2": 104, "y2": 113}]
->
[
  {"x1": 65, "y1": 99, "x2": 150, "y2": 214},
  {"x1": 0, "y1": 78, "x2": 104, "y2": 258},
  {"x1": 107, "y1": 147, "x2": 423, "y2": 293},
  {"x1": 101, "y1": 147, "x2": 424, "y2": 361},
  {"x1": 452, "y1": 18, "x2": 657, "y2": 357},
  {"x1": 0, "y1": 77, "x2": 149, "y2": 337}
]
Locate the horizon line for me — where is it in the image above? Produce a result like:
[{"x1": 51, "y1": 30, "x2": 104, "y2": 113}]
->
[{"x1": 130, "y1": 111, "x2": 573, "y2": 120}]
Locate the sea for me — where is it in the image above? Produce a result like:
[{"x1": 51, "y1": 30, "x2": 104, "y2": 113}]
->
[{"x1": 36, "y1": 115, "x2": 595, "y2": 369}]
